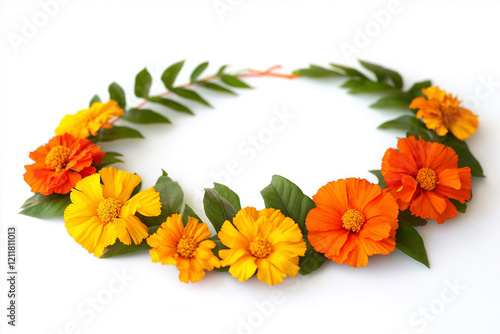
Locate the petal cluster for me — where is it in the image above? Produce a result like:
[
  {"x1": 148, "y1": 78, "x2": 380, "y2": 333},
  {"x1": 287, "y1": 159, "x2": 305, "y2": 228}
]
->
[
  {"x1": 218, "y1": 207, "x2": 306, "y2": 285},
  {"x1": 24, "y1": 133, "x2": 105, "y2": 195},
  {"x1": 64, "y1": 167, "x2": 161, "y2": 257},
  {"x1": 306, "y1": 178, "x2": 399, "y2": 268},
  {"x1": 381, "y1": 136, "x2": 472, "y2": 224},
  {"x1": 147, "y1": 214, "x2": 220, "y2": 283}
]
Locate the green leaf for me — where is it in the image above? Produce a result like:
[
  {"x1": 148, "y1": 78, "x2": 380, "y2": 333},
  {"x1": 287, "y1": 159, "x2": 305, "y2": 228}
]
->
[
  {"x1": 19, "y1": 193, "x2": 71, "y2": 218},
  {"x1": 148, "y1": 97, "x2": 194, "y2": 115},
  {"x1": 131, "y1": 181, "x2": 142, "y2": 198},
  {"x1": 213, "y1": 183, "x2": 241, "y2": 211},
  {"x1": 89, "y1": 94, "x2": 101, "y2": 106},
  {"x1": 396, "y1": 218, "x2": 430, "y2": 268},
  {"x1": 216, "y1": 64, "x2": 229, "y2": 76},
  {"x1": 182, "y1": 204, "x2": 203, "y2": 225},
  {"x1": 408, "y1": 80, "x2": 432, "y2": 99},
  {"x1": 341, "y1": 79, "x2": 399, "y2": 94},
  {"x1": 108, "y1": 82, "x2": 126, "y2": 109},
  {"x1": 368, "y1": 170, "x2": 386, "y2": 189},
  {"x1": 329, "y1": 63, "x2": 368, "y2": 80},
  {"x1": 209, "y1": 235, "x2": 229, "y2": 272},
  {"x1": 123, "y1": 108, "x2": 171, "y2": 124},
  {"x1": 161, "y1": 60, "x2": 185, "y2": 89},
  {"x1": 378, "y1": 115, "x2": 425, "y2": 131},
  {"x1": 220, "y1": 74, "x2": 252, "y2": 88},
  {"x1": 260, "y1": 175, "x2": 315, "y2": 234},
  {"x1": 134, "y1": 68, "x2": 152, "y2": 98},
  {"x1": 438, "y1": 134, "x2": 484, "y2": 177},
  {"x1": 203, "y1": 188, "x2": 238, "y2": 232},
  {"x1": 293, "y1": 65, "x2": 342, "y2": 78},
  {"x1": 398, "y1": 209, "x2": 427, "y2": 227},
  {"x1": 450, "y1": 198, "x2": 467, "y2": 213},
  {"x1": 359, "y1": 60, "x2": 403, "y2": 88},
  {"x1": 172, "y1": 88, "x2": 213, "y2": 107},
  {"x1": 196, "y1": 81, "x2": 237, "y2": 95},
  {"x1": 370, "y1": 93, "x2": 412, "y2": 109},
  {"x1": 94, "y1": 126, "x2": 144, "y2": 142},
  {"x1": 299, "y1": 239, "x2": 327, "y2": 275},
  {"x1": 190, "y1": 61, "x2": 209, "y2": 82},
  {"x1": 100, "y1": 226, "x2": 159, "y2": 258},
  {"x1": 98, "y1": 151, "x2": 124, "y2": 168},
  {"x1": 154, "y1": 172, "x2": 185, "y2": 217}
]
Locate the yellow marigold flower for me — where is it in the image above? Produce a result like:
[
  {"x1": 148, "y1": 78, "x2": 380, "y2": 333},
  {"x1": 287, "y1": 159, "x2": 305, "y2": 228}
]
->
[
  {"x1": 409, "y1": 86, "x2": 478, "y2": 140},
  {"x1": 147, "y1": 214, "x2": 220, "y2": 283},
  {"x1": 64, "y1": 167, "x2": 161, "y2": 257},
  {"x1": 55, "y1": 99, "x2": 125, "y2": 139},
  {"x1": 218, "y1": 207, "x2": 307, "y2": 286}
]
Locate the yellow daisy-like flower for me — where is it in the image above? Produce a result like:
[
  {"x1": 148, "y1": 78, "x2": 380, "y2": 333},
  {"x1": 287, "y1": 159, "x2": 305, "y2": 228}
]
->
[
  {"x1": 218, "y1": 207, "x2": 307, "y2": 286},
  {"x1": 55, "y1": 99, "x2": 125, "y2": 139},
  {"x1": 64, "y1": 167, "x2": 161, "y2": 257},
  {"x1": 409, "y1": 86, "x2": 478, "y2": 140},
  {"x1": 147, "y1": 214, "x2": 220, "y2": 283}
]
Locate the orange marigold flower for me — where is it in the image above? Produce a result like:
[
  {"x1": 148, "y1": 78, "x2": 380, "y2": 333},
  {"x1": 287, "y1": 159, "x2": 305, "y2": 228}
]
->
[
  {"x1": 381, "y1": 136, "x2": 472, "y2": 224},
  {"x1": 55, "y1": 99, "x2": 124, "y2": 139},
  {"x1": 23, "y1": 133, "x2": 105, "y2": 195},
  {"x1": 409, "y1": 86, "x2": 478, "y2": 140},
  {"x1": 147, "y1": 214, "x2": 220, "y2": 283},
  {"x1": 306, "y1": 178, "x2": 399, "y2": 268}
]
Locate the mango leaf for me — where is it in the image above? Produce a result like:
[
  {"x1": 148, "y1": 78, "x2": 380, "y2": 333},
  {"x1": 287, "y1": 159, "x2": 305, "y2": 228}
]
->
[
  {"x1": 149, "y1": 97, "x2": 194, "y2": 115},
  {"x1": 203, "y1": 188, "x2": 237, "y2": 232},
  {"x1": 341, "y1": 80, "x2": 399, "y2": 94},
  {"x1": 94, "y1": 126, "x2": 144, "y2": 142},
  {"x1": 398, "y1": 209, "x2": 427, "y2": 227},
  {"x1": 100, "y1": 226, "x2": 160, "y2": 258},
  {"x1": 408, "y1": 80, "x2": 432, "y2": 99},
  {"x1": 368, "y1": 170, "x2": 387, "y2": 189},
  {"x1": 172, "y1": 88, "x2": 212, "y2": 107},
  {"x1": 299, "y1": 239, "x2": 327, "y2": 275},
  {"x1": 396, "y1": 218, "x2": 430, "y2": 268},
  {"x1": 370, "y1": 93, "x2": 412, "y2": 109},
  {"x1": 438, "y1": 134, "x2": 484, "y2": 177},
  {"x1": 196, "y1": 81, "x2": 237, "y2": 95},
  {"x1": 134, "y1": 68, "x2": 152, "y2": 98},
  {"x1": 123, "y1": 108, "x2": 171, "y2": 124},
  {"x1": 213, "y1": 183, "x2": 241, "y2": 211},
  {"x1": 19, "y1": 193, "x2": 71, "y2": 218},
  {"x1": 359, "y1": 60, "x2": 403, "y2": 89},
  {"x1": 190, "y1": 61, "x2": 209, "y2": 82},
  {"x1": 260, "y1": 175, "x2": 315, "y2": 235},
  {"x1": 329, "y1": 63, "x2": 368, "y2": 80},
  {"x1": 161, "y1": 60, "x2": 184, "y2": 89},
  {"x1": 108, "y1": 82, "x2": 126, "y2": 109},
  {"x1": 293, "y1": 64, "x2": 342, "y2": 78},
  {"x1": 89, "y1": 94, "x2": 101, "y2": 106},
  {"x1": 182, "y1": 204, "x2": 203, "y2": 225},
  {"x1": 210, "y1": 235, "x2": 229, "y2": 272},
  {"x1": 98, "y1": 151, "x2": 124, "y2": 169},
  {"x1": 220, "y1": 74, "x2": 252, "y2": 88}
]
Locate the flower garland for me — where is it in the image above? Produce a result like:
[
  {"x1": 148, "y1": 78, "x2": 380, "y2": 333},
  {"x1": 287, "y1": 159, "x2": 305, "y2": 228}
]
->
[{"x1": 21, "y1": 60, "x2": 484, "y2": 285}]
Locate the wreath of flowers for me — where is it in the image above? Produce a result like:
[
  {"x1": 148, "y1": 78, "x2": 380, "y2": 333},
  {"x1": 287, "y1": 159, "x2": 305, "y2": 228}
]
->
[{"x1": 21, "y1": 60, "x2": 484, "y2": 285}]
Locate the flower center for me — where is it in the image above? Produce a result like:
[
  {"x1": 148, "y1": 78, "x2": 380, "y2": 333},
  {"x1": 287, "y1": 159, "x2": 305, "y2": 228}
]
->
[
  {"x1": 249, "y1": 236, "x2": 272, "y2": 258},
  {"x1": 97, "y1": 198, "x2": 122, "y2": 224},
  {"x1": 416, "y1": 168, "x2": 437, "y2": 191},
  {"x1": 177, "y1": 236, "x2": 196, "y2": 258},
  {"x1": 45, "y1": 145, "x2": 70, "y2": 171},
  {"x1": 342, "y1": 209, "x2": 365, "y2": 233}
]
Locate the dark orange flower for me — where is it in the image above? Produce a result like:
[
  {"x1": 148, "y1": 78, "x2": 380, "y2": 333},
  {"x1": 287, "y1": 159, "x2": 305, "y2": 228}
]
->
[
  {"x1": 410, "y1": 86, "x2": 478, "y2": 140},
  {"x1": 381, "y1": 136, "x2": 471, "y2": 224},
  {"x1": 306, "y1": 178, "x2": 399, "y2": 268},
  {"x1": 24, "y1": 133, "x2": 105, "y2": 195}
]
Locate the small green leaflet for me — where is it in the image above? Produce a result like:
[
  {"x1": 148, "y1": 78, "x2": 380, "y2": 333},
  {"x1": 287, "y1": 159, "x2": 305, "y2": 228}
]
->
[
  {"x1": 190, "y1": 61, "x2": 209, "y2": 82},
  {"x1": 108, "y1": 82, "x2": 126, "y2": 109},
  {"x1": 93, "y1": 126, "x2": 144, "y2": 142},
  {"x1": 161, "y1": 60, "x2": 185, "y2": 89},
  {"x1": 171, "y1": 88, "x2": 213, "y2": 108},
  {"x1": 123, "y1": 108, "x2": 171, "y2": 124},
  {"x1": 220, "y1": 74, "x2": 252, "y2": 88},
  {"x1": 148, "y1": 97, "x2": 194, "y2": 115},
  {"x1": 134, "y1": 68, "x2": 152, "y2": 98},
  {"x1": 89, "y1": 94, "x2": 101, "y2": 106},
  {"x1": 196, "y1": 81, "x2": 237, "y2": 95}
]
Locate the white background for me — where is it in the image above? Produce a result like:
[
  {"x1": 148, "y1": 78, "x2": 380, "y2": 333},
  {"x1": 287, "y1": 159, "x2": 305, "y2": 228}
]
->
[{"x1": 1, "y1": 1, "x2": 500, "y2": 333}]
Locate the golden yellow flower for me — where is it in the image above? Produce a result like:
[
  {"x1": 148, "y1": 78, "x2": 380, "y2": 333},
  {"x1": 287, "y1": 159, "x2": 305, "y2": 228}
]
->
[
  {"x1": 55, "y1": 99, "x2": 124, "y2": 139},
  {"x1": 218, "y1": 207, "x2": 307, "y2": 286},
  {"x1": 147, "y1": 214, "x2": 220, "y2": 283},
  {"x1": 64, "y1": 167, "x2": 161, "y2": 257},
  {"x1": 409, "y1": 86, "x2": 478, "y2": 140}
]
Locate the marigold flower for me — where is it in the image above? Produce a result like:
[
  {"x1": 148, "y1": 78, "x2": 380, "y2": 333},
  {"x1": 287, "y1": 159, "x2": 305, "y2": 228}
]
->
[
  {"x1": 64, "y1": 167, "x2": 161, "y2": 257},
  {"x1": 306, "y1": 178, "x2": 399, "y2": 268},
  {"x1": 381, "y1": 136, "x2": 472, "y2": 224},
  {"x1": 24, "y1": 133, "x2": 105, "y2": 195},
  {"x1": 218, "y1": 207, "x2": 306, "y2": 286},
  {"x1": 147, "y1": 214, "x2": 220, "y2": 283},
  {"x1": 410, "y1": 86, "x2": 478, "y2": 140},
  {"x1": 55, "y1": 99, "x2": 124, "y2": 139}
]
